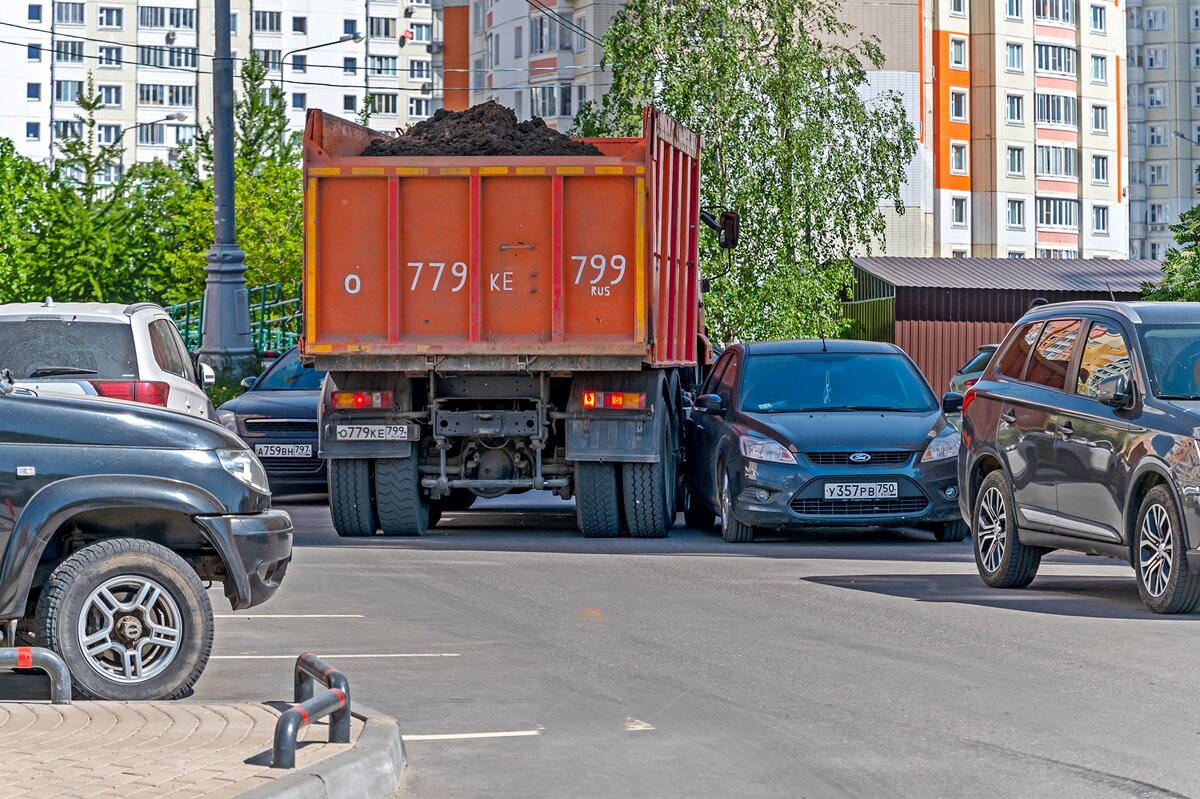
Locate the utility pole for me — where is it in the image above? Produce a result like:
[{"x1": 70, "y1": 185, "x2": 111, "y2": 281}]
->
[{"x1": 198, "y1": 0, "x2": 256, "y2": 380}]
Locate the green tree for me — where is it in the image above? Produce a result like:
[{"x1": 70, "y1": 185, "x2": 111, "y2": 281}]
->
[
  {"x1": 0, "y1": 139, "x2": 50, "y2": 302},
  {"x1": 573, "y1": 0, "x2": 917, "y2": 343},
  {"x1": 1146, "y1": 201, "x2": 1200, "y2": 300}
]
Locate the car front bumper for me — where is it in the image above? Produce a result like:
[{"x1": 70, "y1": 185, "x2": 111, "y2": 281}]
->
[
  {"x1": 730, "y1": 456, "x2": 961, "y2": 530},
  {"x1": 195, "y1": 509, "x2": 293, "y2": 610}
]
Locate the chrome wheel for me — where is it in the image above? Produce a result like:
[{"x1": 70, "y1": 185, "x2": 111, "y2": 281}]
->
[
  {"x1": 1139, "y1": 503, "x2": 1174, "y2": 599},
  {"x1": 976, "y1": 486, "x2": 1006, "y2": 573},
  {"x1": 77, "y1": 575, "x2": 183, "y2": 684},
  {"x1": 720, "y1": 471, "x2": 732, "y2": 536}
]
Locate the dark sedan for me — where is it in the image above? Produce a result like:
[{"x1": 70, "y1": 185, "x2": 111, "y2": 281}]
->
[
  {"x1": 218, "y1": 347, "x2": 326, "y2": 495},
  {"x1": 683, "y1": 340, "x2": 965, "y2": 542}
]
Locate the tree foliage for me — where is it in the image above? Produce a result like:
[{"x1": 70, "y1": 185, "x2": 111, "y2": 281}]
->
[
  {"x1": 1145, "y1": 203, "x2": 1200, "y2": 300},
  {"x1": 573, "y1": 0, "x2": 917, "y2": 343}
]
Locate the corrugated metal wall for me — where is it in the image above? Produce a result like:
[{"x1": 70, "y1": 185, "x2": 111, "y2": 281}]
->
[
  {"x1": 896, "y1": 287, "x2": 1143, "y2": 323},
  {"x1": 841, "y1": 297, "x2": 896, "y2": 343},
  {"x1": 897, "y1": 320, "x2": 1013, "y2": 395}
]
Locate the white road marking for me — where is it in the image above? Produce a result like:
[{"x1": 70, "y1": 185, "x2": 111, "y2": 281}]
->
[
  {"x1": 403, "y1": 730, "x2": 541, "y2": 741},
  {"x1": 625, "y1": 718, "x2": 655, "y2": 731},
  {"x1": 214, "y1": 614, "x2": 366, "y2": 619},
  {"x1": 211, "y1": 653, "x2": 461, "y2": 660}
]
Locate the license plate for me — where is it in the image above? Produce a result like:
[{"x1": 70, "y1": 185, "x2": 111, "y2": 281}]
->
[
  {"x1": 335, "y1": 424, "x2": 410, "y2": 441},
  {"x1": 254, "y1": 444, "x2": 312, "y2": 458},
  {"x1": 823, "y1": 482, "x2": 898, "y2": 500}
]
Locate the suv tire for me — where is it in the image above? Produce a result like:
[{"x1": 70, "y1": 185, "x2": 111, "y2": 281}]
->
[
  {"x1": 35, "y1": 538, "x2": 213, "y2": 701},
  {"x1": 1134, "y1": 486, "x2": 1200, "y2": 614},
  {"x1": 973, "y1": 471, "x2": 1041, "y2": 588}
]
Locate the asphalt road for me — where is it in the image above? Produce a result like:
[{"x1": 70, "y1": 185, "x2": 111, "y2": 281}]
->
[{"x1": 8, "y1": 493, "x2": 1200, "y2": 797}]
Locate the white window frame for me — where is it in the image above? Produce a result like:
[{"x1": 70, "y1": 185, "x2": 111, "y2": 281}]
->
[
  {"x1": 1146, "y1": 8, "x2": 1167, "y2": 30},
  {"x1": 1005, "y1": 42, "x2": 1023, "y2": 72},
  {"x1": 951, "y1": 196, "x2": 968, "y2": 227},
  {"x1": 950, "y1": 141, "x2": 969, "y2": 175},
  {"x1": 97, "y1": 6, "x2": 122, "y2": 29},
  {"x1": 1148, "y1": 163, "x2": 1169, "y2": 185},
  {"x1": 1007, "y1": 146, "x2": 1025, "y2": 176},
  {"x1": 1092, "y1": 104, "x2": 1109, "y2": 133},
  {"x1": 951, "y1": 37, "x2": 969, "y2": 70},
  {"x1": 1091, "y1": 4, "x2": 1106, "y2": 32},
  {"x1": 950, "y1": 0, "x2": 966, "y2": 16},
  {"x1": 1008, "y1": 198, "x2": 1026, "y2": 229},
  {"x1": 1091, "y1": 54, "x2": 1107, "y2": 84},
  {"x1": 1092, "y1": 154, "x2": 1109, "y2": 184},
  {"x1": 1007, "y1": 0, "x2": 1022, "y2": 19},
  {"x1": 1092, "y1": 205, "x2": 1109, "y2": 235},
  {"x1": 1006, "y1": 93, "x2": 1025, "y2": 124},
  {"x1": 949, "y1": 88, "x2": 968, "y2": 122},
  {"x1": 1149, "y1": 125, "x2": 1166, "y2": 146}
]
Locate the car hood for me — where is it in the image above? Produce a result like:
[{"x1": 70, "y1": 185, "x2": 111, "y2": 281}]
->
[
  {"x1": 740, "y1": 409, "x2": 947, "y2": 452},
  {"x1": 6, "y1": 390, "x2": 244, "y2": 450},
  {"x1": 220, "y1": 390, "x2": 320, "y2": 419}
]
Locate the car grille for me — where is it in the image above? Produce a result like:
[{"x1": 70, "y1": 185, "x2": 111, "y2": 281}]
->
[
  {"x1": 243, "y1": 419, "x2": 318, "y2": 435},
  {"x1": 805, "y1": 451, "x2": 912, "y2": 466},
  {"x1": 789, "y1": 497, "x2": 930, "y2": 516},
  {"x1": 259, "y1": 456, "x2": 325, "y2": 476}
]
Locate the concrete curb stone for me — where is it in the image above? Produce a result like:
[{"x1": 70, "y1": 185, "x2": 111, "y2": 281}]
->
[{"x1": 237, "y1": 704, "x2": 405, "y2": 799}]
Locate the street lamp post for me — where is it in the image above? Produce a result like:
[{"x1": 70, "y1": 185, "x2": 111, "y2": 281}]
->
[
  {"x1": 116, "y1": 112, "x2": 188, "y2": 175},
  {"x1": 198, "y1": 0, "x2": 256, "y2": 380},
  {"x1": 280, "y1": 33, "x2": 364, "y2": 107}
]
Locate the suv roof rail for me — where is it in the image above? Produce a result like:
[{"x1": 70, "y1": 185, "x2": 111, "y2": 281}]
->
[{"x1": 123, "y1": 302, "x2": 163, "y2": 317}]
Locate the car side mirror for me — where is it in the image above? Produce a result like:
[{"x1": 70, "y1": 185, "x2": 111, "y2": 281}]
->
[
  {"x1": 1097, "y1": 374, "x2": 1133, "y2": 408},
  {"x1": 942, "y1": 392, "x2": 964, "y2": 414},
  {"x1": 695, "y1": 393, "x2": 724, "y2": 414},
  {"x1": 199, "y1": 363, "x2": 216, "y2": 389},
  {"x1": 240, "y1": 375, "x2": 257, "y2": 390}
]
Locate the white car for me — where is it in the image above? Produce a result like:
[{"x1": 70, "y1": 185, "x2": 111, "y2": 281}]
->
[{"x1": 0, "y1": 299, "x2": 217, "y2": 419}]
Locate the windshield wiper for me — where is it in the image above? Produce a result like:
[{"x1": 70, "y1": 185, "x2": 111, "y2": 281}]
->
[
  {"x1": 27, "y1": 366, "x2": 100, "y2": 377},
  {"x1": 839, "y1": 405, "x2": 920, "y2": 412},
  {"x1": 1157, "y1": 394, "x2": 1200, "y2": 400}
]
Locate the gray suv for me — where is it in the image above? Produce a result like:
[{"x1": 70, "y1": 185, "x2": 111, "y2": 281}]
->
[{"x1": 0, "y1": 374, "x2": 293, "y2": 699}]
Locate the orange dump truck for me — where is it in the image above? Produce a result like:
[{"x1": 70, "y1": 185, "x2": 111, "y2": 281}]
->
[{"x1": 301, "y1": 108, "x2": 734, "y2": 538}]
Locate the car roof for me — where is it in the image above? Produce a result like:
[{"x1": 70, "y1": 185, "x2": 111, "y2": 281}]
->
[
  {"x1": 737, "y1": 339, "x2": 903, "y2": 356},
  {"x1": 0, "y1": 301, "x2": 166, "y2": 324},
  {"x1": 1018, "y1": 300, "x2": 1200, "y2": 325}
]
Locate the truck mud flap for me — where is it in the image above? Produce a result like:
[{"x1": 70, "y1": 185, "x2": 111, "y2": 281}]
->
[{"x1": 564, "y1": 371, "x2": 666, "y2": 464}]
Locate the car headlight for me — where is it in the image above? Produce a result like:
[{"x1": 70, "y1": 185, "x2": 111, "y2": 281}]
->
[
  {"x1": 739, "y1": 435, "x2": 797, "y2": 464},
  {"x1": 921, "y1": 431, "x2": 962, "y2": 462},
  {"x1": 218, "y1": 448, "x2": 271, "y2": 493},
  {"x1": 217, "y1": 409, "x2": 239, "y2": 432}
]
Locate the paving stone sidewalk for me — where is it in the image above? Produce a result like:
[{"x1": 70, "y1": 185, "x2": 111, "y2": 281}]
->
[{"x1": 0, "y1": 700, "x2": 365, "y2": 798}]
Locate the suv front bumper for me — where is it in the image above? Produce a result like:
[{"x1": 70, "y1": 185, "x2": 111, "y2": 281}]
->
[{"x1": 195, "y1": 509, "x2": 293, "y2": 610}]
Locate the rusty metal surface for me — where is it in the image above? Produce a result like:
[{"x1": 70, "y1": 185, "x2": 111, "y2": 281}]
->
[{"x1": 897, "y1": 320, "x2": 1013, "y2": 396}]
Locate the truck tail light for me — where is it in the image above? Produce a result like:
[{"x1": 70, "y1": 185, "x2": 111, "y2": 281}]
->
[
  {"x1": 88, "y1": 380, "x2": 171, "y2": 407},
  {"x1": 331, "y1": 390, "x2": 393, "y2": 410},
  {"x1": 582, "y1": 391, "x2": 646, "y2": 410}
]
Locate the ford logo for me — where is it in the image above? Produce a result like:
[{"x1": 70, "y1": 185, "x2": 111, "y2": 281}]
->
[{"x1": 849, "y1": 453, "x2": 872, "y2": 463}]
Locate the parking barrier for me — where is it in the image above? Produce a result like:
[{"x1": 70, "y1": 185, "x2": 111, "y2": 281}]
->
[
  {"x1": 0, "y1": 646, "x2": 72, "y2": 704},
  {"x1": 272, "y1": 652, "x2": 352, "y2": 768}
]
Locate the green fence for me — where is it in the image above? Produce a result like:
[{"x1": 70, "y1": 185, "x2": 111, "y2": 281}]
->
[{"x1": 169, "y1": 283, "x2": 302, "y2": 354}]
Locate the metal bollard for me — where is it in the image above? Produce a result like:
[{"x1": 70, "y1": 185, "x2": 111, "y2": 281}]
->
[
  {"x1": 0, "y1": 646, "x2": 72, "y2": 704},
  {"x1": 271, "y1": 653, "x2": 353, "y2": 769},
  {"x1": 293, "y1": 652, "x2": 351, "y2": 744}
]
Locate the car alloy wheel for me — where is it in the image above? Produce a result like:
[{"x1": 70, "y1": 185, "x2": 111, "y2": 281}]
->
[
  {"x1": 976, "y1": 485, "x2": 1006, "y2": 574},
  {"x1": 77, "y1": 575, "x2": 183, "y2": 684},
  {"x1": 720, "y1": 471, "x2": 732, "y2": 537},
  {"x1": 1138, "y1": 502, "x2": 1173, "y2": 599}
]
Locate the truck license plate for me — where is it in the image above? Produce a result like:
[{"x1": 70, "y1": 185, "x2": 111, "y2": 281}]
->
[
  {"x1": 335, "y1": 425, "x2": 410, "y2": 441},
  {"x1": 823, "y1": 482, "x2": 898, "y2": 500},
  {"x1": 254, "y1": 444, "x2": 312, "y2": 458}
]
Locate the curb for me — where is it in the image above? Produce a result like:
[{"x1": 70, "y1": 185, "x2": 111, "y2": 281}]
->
[{"x1": 237, "y1": 704, "x2": 405, "y2": 799}]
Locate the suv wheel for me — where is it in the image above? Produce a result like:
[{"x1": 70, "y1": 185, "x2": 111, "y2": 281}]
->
[
  {"x1": 1135, "y1": 486, "x2": 1200, "y2": 614},
  {"x1": 973, "y1": 471, "x2": 1041, "y2": 589},
  {"x1": 35, "y1": 538, "x2": 213, "y2": 701}
]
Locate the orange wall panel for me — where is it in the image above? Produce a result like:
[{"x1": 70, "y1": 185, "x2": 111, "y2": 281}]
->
[{"x1": 933, "y1": 30, "x2": 970, "y2": 193}]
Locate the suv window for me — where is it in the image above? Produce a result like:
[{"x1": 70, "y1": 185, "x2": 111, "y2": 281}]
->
[
  {"x1": 1076, "y1": 321, "x2": 1132, "y2": 398},
  {"x1": 1026, "y1": 319, "x2": 1082, "y2": 391},
  {"x1": 996, "y1": 322, "x2": 1043, "y2": 379},
  {"x1": 168, "y1": 322, "x2": 195, "y2": 383},
  {"x1": 0, "y1": 320, "x2": 138, "y2": 379},
  {"x1": 714, "y1": 353, "x2": 740, "y2": 405},
  {"x1": 148, "y1": 320, "x2": 188, "y2": 379},
  {"x1": 700, "y1": 352, "x2": 733, "y2": 396}
]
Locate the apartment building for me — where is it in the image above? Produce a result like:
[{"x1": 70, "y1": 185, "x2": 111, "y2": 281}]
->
[
  {"x1": 433, "y1": 0, "x2": 615, "y2": 127},
  {"x1": 0, "y1": 0, "x2": 435, "y2": 169},
  {"x1": 1126, "y1": 0, "x2": 1200, "y2": 260}
]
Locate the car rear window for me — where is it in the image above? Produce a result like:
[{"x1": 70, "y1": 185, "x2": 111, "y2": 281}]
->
[
  {"x1": 253, "y1": 348, "x2": 326, "y2": 391},
  {"x1": 960, "y1": 348, "x2": 995, "y2": 375},
  {"x1": 0, "y1": 319, "x2": 138, "y2": 379},
  {"x1": 1025, "y1": 319, "x2": 1081, "y2": 391},
  {"x1": 995, "y1": 322, "x2": 1042, "y2": 380},
  {"x1": 739, "y1": 352, "x2": 936, "y2": 413}
]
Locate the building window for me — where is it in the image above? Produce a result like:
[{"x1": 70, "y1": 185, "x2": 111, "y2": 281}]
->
[
  {"x1": 1036, "y1": 198, "x2": 1080, "y2": 229},
  {"x1": 1146, "y1": 8, "x2": 1167, "y2": 30},
  {"x1": 1194, "y1": 6, "x2": 1200, "y2": 29},
  {"x1": 532, "y1": 85, "x2": 556, "y2": 116},
  {"x1": 1008, "y1": 199, "x2": 1025, "y2": 228},
  {"x1": 55, "y1": 40, "x2": 83, "y2": 63},
  {"x1": 292, "y1": 93, "x2": 306, "y2": 110},
  {"x1": 138, "y1": 46, "x2": 164, "y2": 67},
  {"x1": 54, "y1": 2, "x2": 83, "y2": 24},
  {"x1": 138, "y1": 6, "x2": 164, "y2": 28},
  {"x1": 577, "y1": 84, "x2": 587, "y2": 110},
  {"x1": 27, "y1": 43, "x2": 40, "y2": 61},
  {"x1": 410, "y1": 97, "x2": 431, "y2": 118},
  {"x1": 514, "y1": 26, "x2": 523, "y2": 58},
  {"x1": 54, "y1": 120, "x2": 82, "y2": 140},
  {"x1": 1035, "y1": 43, "x2": 1077, "y2": 76},
  {"x1": 1005, "y1": 42, "x2": 1023, "y2": 71},
  {"x1": 369, "y1": 17, "x2": 395, "y2": 38},
  {"x1": 25, "y1": 122, "x2": 39, "y2": 140},
  {"x1": 574, "y1": 15, "x2": 588, "y2": 52},
  {"x1": 1035, "y1": 0, "x2": 1075, "y2": 25},
  {"x1": 1007, "y1": 146, "x2": 1025, "y2": 176},
  {"x1": 292, "y1": 54, "x2": 306, "y2": 73},
  {"x1": 292, "y1": 16, "x2": 307, "y2": 34},
  {"x1": 254, "y1": 50, "x2": 282, "y2": 71},
  {"x1": 560, "y1": 84, "x2": 573, "y2": 117},
  {"x1": 531, "y1": 17, "x2": 558, "y2": 54},
  {"x1": 1149, "y1": 163, "x2": 1168, "y2": 185},
  {"x1": 1149, "y1": 203, "x2": 1168, "y2": 224},
  {"x1": 949, "y1": 89, "x2": 967, "y2": 121},
  {"x1": 28, "y1": 4, "x2": 41, "y2": 23},
  {"x1": 371, "y1": 93, "x2": 397, "y2": 115},
  {"x1": 1091, "y1": 104, "x2": 1108, "y2": 132},
  {"x1": 99, "y1": 85, "x2": 121, "y2": 107},
  {"x1": 950, "y1": 0, "x2": 966, "y2": 16},
  {"x1": 98, "y1": 6, "x2": 122, "y2": 28},
  {"x1": 26, "y1": 82, "x2": 41, "y2": 101},
  {"x1": 1007, "y1": 0, "x2": 1022, "y2": 19},
  {"x1": 412, "y1": 24, "x2": 431, "y2": 43},
  {"x1": 1008, "y1": 251, "x2": 1027, "y2": 259},
  {"x1": 951, "y1": 142, "x2": 968, "y2": 174},
  {"x1": 1150, "y1": 242, "x2": 1165, "y2": 260},
  {"x1": 1091, "y1": 54, "x2": 1107, "y2": 83},
  {"x1": 167, "y1": 8, "x2": 194, "y2": 29},
  {"x1": 98, "y1": 46, "x2": 121, "y2": 67},
  {"x1": 410, "y1": 60, "x2": 431, "y2": 80},
  {"x1": 1149, "y1": 125, "x2": 1166, "y2": 146},
  {"x1": 1092, "y1": 206, "x2": 1109, "y2": 234},
  {"x1": 253, "y1": 11, "x2": 281, "y2": 33},
  {"x1": 1091, "y1": 4, "x2": 1106, "y2": 31},
  {"x1": 137, "y1": 123, "x2": 164, "y2": 145},
  {"x1": 167, "y1": 85, "x2": 193, "y2": 107},
  {"x1": 344, "y1": 19, "x2": 356, "y2": 36},
  {"x1": 54, "y1": 79, "x2": 82, "y2": 102},
  {"x1": 952, "y1": 250, "x2": 969, "y2": 258},
  {"x1": 1092, "y1": 154, "x2": 1109, "y2": 183},
  {"x1": 1194, "y1": 85, "x2": 1200, "y2": 107},
  {"x1": 344, "y1": 57, "x2": 356, "y2": 75},
  {"x1": 951, "y1": 37, "x2": 968, "y2": 69},
  {"x1": 1007, "y1": 93, "x2": 1025, "y2": 124},
  {"x1": 1036, "y1": 144, "x2": 1079, "y2": 178},
  {"x1": 1035, "y1": 93, "x2": 1077, "y2": 127},
  {"x1": 343, "y1": 95, "x2": 355, "y2": 112},
  {"x1": 1193, "y1": 46, "x2": 1200, "y2": 69},
  {"x1": 472, "y1": 1, "x2": 483, "y2": 33},
  {"x1": 951, "y1": 197, "x2": 967, "y2": 226},
  {"x1": 137, "y1": 83, "x2": 164, "y2": 105},
  {"x1": 168, "y1": 47, "x2": 198, "y2": 69},
  {"x1": 471, "y1": 58, "x2": 484, "y2": 92},
  {"x1": 97, "y1": 124, "x2": 119, "y2": 144},
  {"x1": 1147, "y1": 47, "x2": 1166, "y2": 69}
]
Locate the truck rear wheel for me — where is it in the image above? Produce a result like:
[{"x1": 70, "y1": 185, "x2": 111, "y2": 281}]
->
[
  {"x1": 621, "y1": 410, "x2": 676, "y2": 538},
  {"x1": 375, "y1": 455, "x2": 429, "y2": 536},
  {"x1": 575, "y1": 462, "x2": 621, "y2": 538},
  {"x1": 329, "y1": 459, "x2": 378, "y2": 537}
]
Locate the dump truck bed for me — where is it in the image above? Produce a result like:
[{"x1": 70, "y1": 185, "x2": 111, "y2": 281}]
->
[{"x1": 301, "y1": 108, "x2": 701, "y2": 372}]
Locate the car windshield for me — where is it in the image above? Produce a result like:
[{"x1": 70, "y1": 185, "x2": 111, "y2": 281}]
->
[
  {"x1": 1137, "y1": 324, "x2": 1200, "y2": 398},
  {"x1": 0, "y1": 319, "x2": 138, "y2": 379},
  {"x1": 252, "y1": 348, "x2": 326, "y2": 391},
  {"x1": 960, "y1": 348, "x2": 996, "y2": 374},
  {"x1": 739, "y1": 352, "x2": 937, "y2": 413}
]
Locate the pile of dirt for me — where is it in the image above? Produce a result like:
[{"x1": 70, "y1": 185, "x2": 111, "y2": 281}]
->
[{"x1": 361, "y1": 100, "x2": 602, "y2": 157}]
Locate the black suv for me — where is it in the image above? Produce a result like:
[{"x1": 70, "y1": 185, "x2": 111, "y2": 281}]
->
[
  {"x1": 0, "y1": 375, "x2": 293, "y2": 699},
  {"x1": 960, "y1": 301, "x2": 1200, "y2": 614}
]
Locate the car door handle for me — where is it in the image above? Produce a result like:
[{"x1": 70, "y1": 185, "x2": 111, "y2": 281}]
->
[
  {"x1": 1000, "y1": 410, "x2": 1017, "y2": 425},
  {"x1": 1059, "y1": 422, "x2": 1074, "y2": 440}
]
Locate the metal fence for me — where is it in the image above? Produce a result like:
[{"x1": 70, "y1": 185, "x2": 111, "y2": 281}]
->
[{"x1": 168, "y1": 283, "x2": 302, "y2": 354}]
